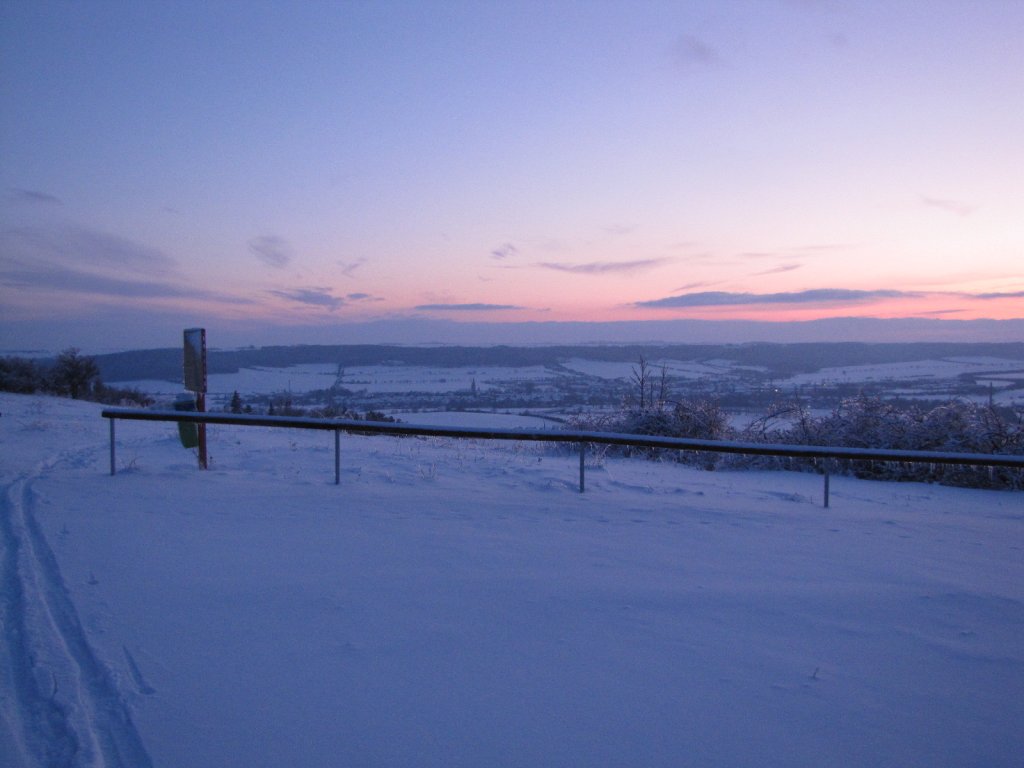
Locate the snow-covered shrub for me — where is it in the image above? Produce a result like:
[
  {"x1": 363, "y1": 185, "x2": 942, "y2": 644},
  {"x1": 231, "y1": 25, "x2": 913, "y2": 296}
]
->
[
  {"x1": 759, "y1": 396, "x2": 1024, "y2": 489},
  {"x1": 90, "y1": 382, "x2": 154, "y2": 406},
  {"x1": 0, "y1": 356, "x2": 46, "y2": 393},
  {"x1": 2, "y1": 351, "x2": 153, "y2": 405},
  {"x1": 817, "y1": 396, "x2": 910, "y2": 450},
  {"x1": 566, "y1": 397, "x2": 730, "y2": 468},
  {"x1": 574, "y1": 392, "x2": 1022, "y2": 489}
]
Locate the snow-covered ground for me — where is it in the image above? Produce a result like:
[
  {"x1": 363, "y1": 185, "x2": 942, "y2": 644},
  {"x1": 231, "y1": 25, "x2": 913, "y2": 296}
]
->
[
  {"x1": 111, "y1": 355, "x2": 1024, "y2": 414},
  {"x1": 775, "y1": 356, "x2": 1024, "y2": 408},
  {"x1": 388, "y1": 410, "x2": 560, "y2": 430},
  {"x1": 341, "y1": 365, "x2": 556, "y2": 394},
  {"x1": 111, "y1": 363, "x2": 341, "y2": 399},
  {"x1": 778, "y1": 356, "x2": 1024, "y2": 386},
  {"x1": 2, "y1": 392, "x2": 1022, "y2": 767},
  {"x1": 111, "y1": 364, "x2": 560, "y2": 399}
]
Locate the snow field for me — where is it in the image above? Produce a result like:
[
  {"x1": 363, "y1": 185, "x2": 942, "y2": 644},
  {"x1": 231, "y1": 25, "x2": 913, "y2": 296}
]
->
[
  {"x1": 2, "y1": 393, "x2": 1023, "y2": 767},
  {"x1": 111, "y1": 355, "x2": 1024, "y2": 419}
]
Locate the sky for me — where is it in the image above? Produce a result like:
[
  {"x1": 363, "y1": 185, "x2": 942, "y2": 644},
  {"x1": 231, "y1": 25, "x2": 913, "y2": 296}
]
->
[{"x1": 1, "y1": 0, "x2": 1022, "y2": 352}]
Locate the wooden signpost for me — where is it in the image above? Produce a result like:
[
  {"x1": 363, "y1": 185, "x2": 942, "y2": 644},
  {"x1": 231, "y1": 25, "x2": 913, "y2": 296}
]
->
[{"x1": 183, "y1": 328, "x2": 208, "y2": 469}]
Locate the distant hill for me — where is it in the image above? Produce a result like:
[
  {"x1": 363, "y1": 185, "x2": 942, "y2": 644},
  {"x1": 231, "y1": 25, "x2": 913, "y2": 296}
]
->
[{"x1": 94, "y1": 341, "x2": 1024, "y2": 384}]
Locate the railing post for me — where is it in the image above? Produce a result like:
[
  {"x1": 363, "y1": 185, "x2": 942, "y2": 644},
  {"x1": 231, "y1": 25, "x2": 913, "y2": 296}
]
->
[
  {"x1": 823, "y1": 472, "x2": 830, "y2": 508},
  {"x1": 334, "y1": 429, "x2": 340, "y2": 486},
  {"x1": 196, "y1": 392, "x2": 208, "y2": 470},
  {"x1": 109, "y1": 418, "x2": 116, "y2": 476},
  {"x1": 579, "y1": 441, "x2": 585, "y2": 493}
]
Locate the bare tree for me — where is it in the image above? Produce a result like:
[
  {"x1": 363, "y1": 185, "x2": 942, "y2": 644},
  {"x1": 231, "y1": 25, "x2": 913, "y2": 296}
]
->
[
  {"x1": 50, "y1": 347, "x2": 99, "y2": 399},
  {"x1": 656, "y1": 364, "x2": 669, "y2": 408},
  {"x1": 631, "y1": 356, "x2": 650, "y2": 411}
]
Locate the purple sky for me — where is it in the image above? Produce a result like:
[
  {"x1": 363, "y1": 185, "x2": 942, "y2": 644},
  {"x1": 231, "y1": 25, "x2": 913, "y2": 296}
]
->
[{"x1": 2, "y1": 1, "x2": 1022, "y2": 352}]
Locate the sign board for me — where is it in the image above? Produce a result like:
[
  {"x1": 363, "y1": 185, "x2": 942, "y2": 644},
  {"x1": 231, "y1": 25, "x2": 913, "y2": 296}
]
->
[{"x1": 183, "y1": 328, "x2": 207, "y2": 393}]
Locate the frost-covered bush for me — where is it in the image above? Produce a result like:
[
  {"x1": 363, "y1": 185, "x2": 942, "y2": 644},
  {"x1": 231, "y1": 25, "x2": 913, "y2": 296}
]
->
[
  {"x1": 568, "y1": 397, "x2": 730, "y2": 468},
  {"x1": 0, "y1": 356, "x2": 46, "y2": 393},
  {"x1": 814, "y1": 396, "x2": 1022, "y2": 450},
  {"x1": 1, "y1": 350, "x2": 152, "y2": 405},
  {"x1": 573, "y1": 391, "x2": 1022, "y2": 490},
  {"x1": 738, "y1": 396, "x2": 1023, "y2": 489},
  {"x1": 569, "y1": 399, "x2": 728, "y2": 442},
  {"x1": 816, "y1": 396, "x2": 909, "y2": 450},
  {"x1": 89, "y1": 382, "x2": 153, "y2": 407}
]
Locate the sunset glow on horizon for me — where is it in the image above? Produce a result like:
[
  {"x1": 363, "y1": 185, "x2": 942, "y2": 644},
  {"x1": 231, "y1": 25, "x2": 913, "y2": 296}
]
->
[{"x1": 2, "y1": 1, "x2": 1022, "y2": 350}]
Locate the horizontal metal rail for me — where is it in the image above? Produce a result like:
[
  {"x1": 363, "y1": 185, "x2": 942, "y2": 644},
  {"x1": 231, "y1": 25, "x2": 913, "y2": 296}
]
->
[{"x1": 102, "y1": 408, "x2": 1024, "y2": 504}]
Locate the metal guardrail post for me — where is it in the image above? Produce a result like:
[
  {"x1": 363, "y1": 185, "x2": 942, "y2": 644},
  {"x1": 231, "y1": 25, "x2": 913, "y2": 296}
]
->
[
  {"x1": 334, "y1": 429, "x2": 340, "y2": 486},
  {"x1": 109, "y1": 417, "x2": 116, "y2": 476},
  {"x1": 823, "y1": 472, "x2": 830, "y2": 508},
  {"x1": 579, "y1": 441, "x2": 585, "y2": 493},
  {"x1": 197, "y1": 393, "x2": 208, "y2": 470}
]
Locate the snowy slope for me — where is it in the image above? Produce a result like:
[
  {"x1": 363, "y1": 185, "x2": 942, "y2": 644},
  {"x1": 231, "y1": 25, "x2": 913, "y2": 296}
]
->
[{"x1": 1, "y1": 392, "x2": 1022, "y2": 767}]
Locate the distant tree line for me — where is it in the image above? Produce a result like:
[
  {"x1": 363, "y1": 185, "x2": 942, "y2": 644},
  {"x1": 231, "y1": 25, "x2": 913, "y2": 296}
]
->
[
  {"x1": 89, "y1": 341, "x2": 1024, "y2": 383},
  {"x1": 0, "y1": 348, "x2": 153, "y2": 406}
]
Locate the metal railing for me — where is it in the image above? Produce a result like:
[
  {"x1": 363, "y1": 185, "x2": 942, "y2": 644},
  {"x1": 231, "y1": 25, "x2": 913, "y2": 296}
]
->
[{"x1": 102, "y1": 408, "x2": 1024, "y2": 507}]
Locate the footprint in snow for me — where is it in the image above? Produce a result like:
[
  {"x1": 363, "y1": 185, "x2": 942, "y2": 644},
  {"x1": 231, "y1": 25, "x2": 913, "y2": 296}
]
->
[{"x1": 123, "y1": 647, "x2": 156, "y2": 695}]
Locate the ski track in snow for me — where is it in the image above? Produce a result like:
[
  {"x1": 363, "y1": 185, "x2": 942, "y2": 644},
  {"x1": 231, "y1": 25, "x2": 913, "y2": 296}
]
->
[{"x1": 0, "y1": 453, "x2": 152, "y2": 768}]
